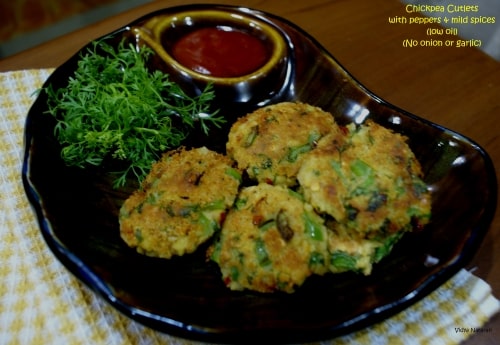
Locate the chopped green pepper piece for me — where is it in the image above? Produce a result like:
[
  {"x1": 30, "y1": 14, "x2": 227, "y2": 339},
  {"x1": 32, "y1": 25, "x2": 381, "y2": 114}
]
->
[
  {"x1": 309, "y1": 252, "x2": 325, "y2": 267},
  {"x1": 255, "y1": 239, "x2": 271, "y2": 266},
  {"x1": 350, "y1": 159, "x2": 373, "y2": 177},
  {"x1": 372, "y1": 232, "x2": 403, "y2": 263},
  {"x1": 134, "y1": 228, "x2": 143, "y2": 242},
  {"x1": 201, "y1": 199, "x2": 226, "y2": 211},
  {"x1": 225, "y1": 167, "x2": 242, "y2": 183},
  {"x1": 198, "y1": 212, "x2": 218, "y2": 237},
  {"x1": 330, "y1": 160, "x2": 343, "y2": 176},
  {"x1": 287, "y1": 188, "x2": 305, "y2": 201},
  {"x1": 230, "y1": 266, "x2": 240, "y2": 282},
  {"x1": 210, "y1": 240, "x2": 221, "y2": 263},
  {"x1": 244, "y1": 125, "x2": 259, "y2": 147},
  {"x1": 286, "y1": 132, "x2": 321, "y2": 162},
  {"x1": 234, "y1": 197, "x2": 248, "y2": 210},
  {"x1": 303, "y1": 212, "x2": 324, "y2": 241},
  {"x1": 330, "y1": 251, "x2": 357, "y2": 271},
  {"x1": 412, "y1": 179, "x2": 429, "y2": 197}
]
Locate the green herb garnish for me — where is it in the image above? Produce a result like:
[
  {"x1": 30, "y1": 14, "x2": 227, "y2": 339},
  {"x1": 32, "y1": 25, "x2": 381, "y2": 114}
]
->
[{"x1": 45, "y1": 38, "x2": 224, "y2": 188}]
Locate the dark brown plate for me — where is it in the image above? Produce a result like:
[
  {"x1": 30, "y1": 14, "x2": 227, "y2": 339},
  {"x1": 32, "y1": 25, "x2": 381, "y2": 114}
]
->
[{"x1": 22, "y1": 4, "x2": 497, "y2": 344}]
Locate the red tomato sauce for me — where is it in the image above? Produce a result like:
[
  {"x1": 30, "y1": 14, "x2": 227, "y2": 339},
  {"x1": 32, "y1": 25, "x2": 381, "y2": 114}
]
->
[{"x1": 171, "y1": 27, "x2": 269, "y2": 78}]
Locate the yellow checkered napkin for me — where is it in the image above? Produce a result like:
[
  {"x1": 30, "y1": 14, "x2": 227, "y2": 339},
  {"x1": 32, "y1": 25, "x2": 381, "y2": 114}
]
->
[{"x1": 0, "y1": 69, "x2": 498, "y2": 345}]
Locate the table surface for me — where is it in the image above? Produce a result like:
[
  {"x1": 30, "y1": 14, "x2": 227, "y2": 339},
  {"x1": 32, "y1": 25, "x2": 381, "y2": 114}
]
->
[{"x1": 1, "y1": 0, "x2": 498, "y2": 344}]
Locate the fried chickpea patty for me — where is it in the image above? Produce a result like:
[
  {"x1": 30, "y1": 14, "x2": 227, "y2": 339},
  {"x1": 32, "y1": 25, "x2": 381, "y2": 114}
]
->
[
  {"x1": 227, "y1": 102, "x2": 343, "y2": 186},
  {"x1": 298, "y1": 121, "x2": 431, "y2": 235},
  {"x1": 210, "y1": 183, "x2": 329, "y2": 293},
  {"x1": 119, "y1": 147, "x2": 241, "y2": 258},
  {"x1": 298, "y1": 121, "x2": 431, "y2": 274}
]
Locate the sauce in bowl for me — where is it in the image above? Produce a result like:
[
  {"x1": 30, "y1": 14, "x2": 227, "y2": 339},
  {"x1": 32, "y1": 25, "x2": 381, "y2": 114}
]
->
[
  {"x1": 134, "y1": 8, "x2": 289, "y2": 102},
  {"x1": 172, "y1": 27, "x2": 269, "y2": 78}
]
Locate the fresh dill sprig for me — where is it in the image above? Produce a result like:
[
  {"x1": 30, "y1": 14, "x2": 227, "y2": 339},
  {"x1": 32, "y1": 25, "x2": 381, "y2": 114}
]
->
[{"x1": 45, "y1": 38, "x2": 224, "y2": 188}]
